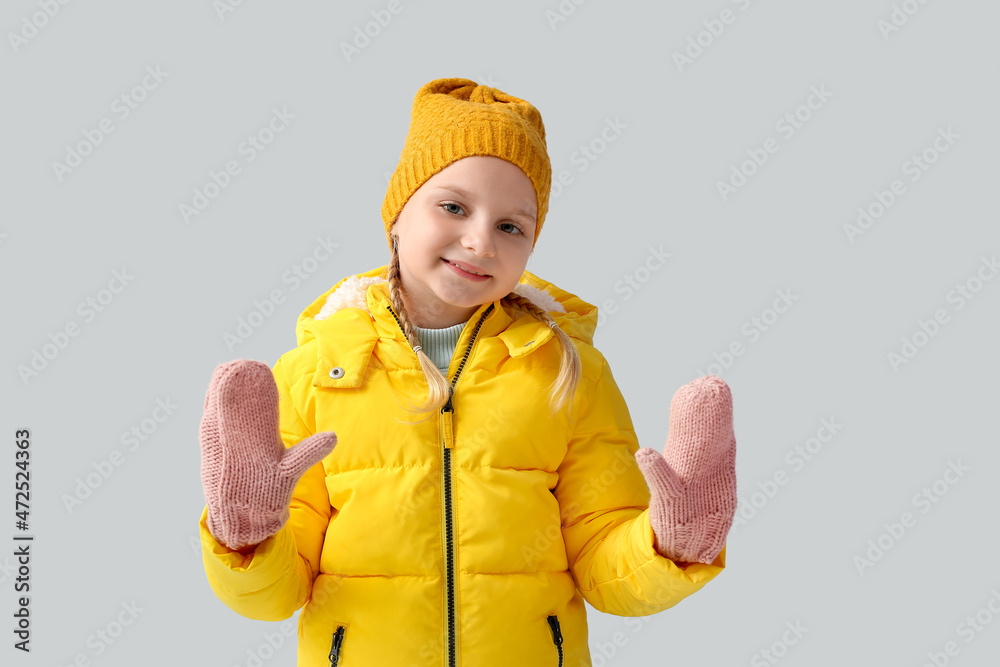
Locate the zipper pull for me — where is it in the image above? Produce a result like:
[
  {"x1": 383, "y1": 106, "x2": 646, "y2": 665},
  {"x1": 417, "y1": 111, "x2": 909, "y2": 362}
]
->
[
  {"x1": 441, "y1": 396, "x2": 454, "y2": 450},
  {"x1": 547, "y1": 615, "x2": 563, "y2": 645},
  {"x1": 329, "y1": 626, "x2": 344, "y2": 665}
]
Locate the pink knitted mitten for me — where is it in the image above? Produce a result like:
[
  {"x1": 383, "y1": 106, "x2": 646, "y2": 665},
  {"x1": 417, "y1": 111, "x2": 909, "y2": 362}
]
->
[
  {"x1": 635, "y1": 375, "x2": 737, "y2": 565},
  {"x1": 200, "y1": 359, "x2": 337, "y2": 551}
]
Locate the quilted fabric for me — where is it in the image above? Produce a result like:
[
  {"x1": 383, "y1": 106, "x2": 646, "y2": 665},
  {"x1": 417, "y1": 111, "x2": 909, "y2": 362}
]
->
[{"x1": 198, "y1": 263, "x2": 726, "y2": 666}]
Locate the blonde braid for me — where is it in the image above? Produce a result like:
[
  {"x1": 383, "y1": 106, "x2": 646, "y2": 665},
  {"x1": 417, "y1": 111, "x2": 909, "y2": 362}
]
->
[
  {"x1": 502, "y1": 293, "x2": 582, "y2": 417},
  {"x1": 384, "y1": 234, "x2": 451, "y2": 422}
]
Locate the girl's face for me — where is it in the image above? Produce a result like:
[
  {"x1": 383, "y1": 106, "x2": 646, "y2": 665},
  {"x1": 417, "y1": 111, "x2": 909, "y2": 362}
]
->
[{"x1": 391, "y1": 156, "x2": 538, "y2": 328}]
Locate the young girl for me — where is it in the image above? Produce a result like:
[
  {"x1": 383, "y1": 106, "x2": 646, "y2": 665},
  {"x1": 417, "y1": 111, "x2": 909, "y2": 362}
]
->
[{"x1": 198, "y1": 77, "x2": 737, "y2": 667}]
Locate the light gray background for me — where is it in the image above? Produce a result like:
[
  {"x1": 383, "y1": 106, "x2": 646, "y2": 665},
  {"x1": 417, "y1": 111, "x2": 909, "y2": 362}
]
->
[{"x1": 3, "y1": 1, "x2": 999, "y2": 665}]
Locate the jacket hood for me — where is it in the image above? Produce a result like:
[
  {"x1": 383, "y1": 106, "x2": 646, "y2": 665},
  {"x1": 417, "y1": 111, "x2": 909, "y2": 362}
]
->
[{"x1": 294, "y1": 264, "x2": 598, "y2": 354}]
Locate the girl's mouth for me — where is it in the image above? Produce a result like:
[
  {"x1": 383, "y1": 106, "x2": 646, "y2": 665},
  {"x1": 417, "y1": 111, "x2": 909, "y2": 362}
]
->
[{"x1": 442, "y1": 258, "x2": 491, "y2": 280}]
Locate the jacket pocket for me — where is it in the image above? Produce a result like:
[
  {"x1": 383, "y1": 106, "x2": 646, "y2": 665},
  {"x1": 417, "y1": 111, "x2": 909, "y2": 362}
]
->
[
  {"x1": 328, "y1": 625, "x2": 346, "y2": 667},
  {"x1": 546, "y1": 614, "x2": 564, "y2": 667}
]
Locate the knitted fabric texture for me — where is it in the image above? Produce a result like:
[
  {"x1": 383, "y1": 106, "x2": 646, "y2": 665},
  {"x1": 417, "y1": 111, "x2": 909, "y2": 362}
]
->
[
  {"x1": 413, "y1": 320, "x2": 467, "y2": 377},
  {"x1": 634, "y1": 375, "x2": 737, "y2": 564},
  {"x1": 381, "y1": 77, "x2": 552, "y2": 251},
  {"x1": 200, "y1": 359, "x2": 337, "y2": 551}
]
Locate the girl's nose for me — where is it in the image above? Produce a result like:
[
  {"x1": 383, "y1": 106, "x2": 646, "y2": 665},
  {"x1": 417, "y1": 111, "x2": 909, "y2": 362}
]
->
[{"x1": 461, "y1": 221, "x2": 496, "y2": 257}]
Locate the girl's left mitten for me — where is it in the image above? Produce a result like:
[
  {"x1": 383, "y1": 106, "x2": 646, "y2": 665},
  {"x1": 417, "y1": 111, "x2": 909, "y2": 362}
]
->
[
  {"x1": 199, "y1": 359, "x2": 337, "y2": 551},
  {"x1": 635, "y1": 375, "x2": 737, "y2": 564}
]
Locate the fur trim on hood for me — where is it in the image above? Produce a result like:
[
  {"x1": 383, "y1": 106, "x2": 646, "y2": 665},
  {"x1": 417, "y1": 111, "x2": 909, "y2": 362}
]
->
[{"x1": 315, "y1": 275, "x2": 566, "y2": 321}]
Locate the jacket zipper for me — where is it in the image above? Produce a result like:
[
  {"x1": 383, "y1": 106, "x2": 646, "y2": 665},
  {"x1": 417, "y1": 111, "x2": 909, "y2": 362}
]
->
[
  {"x1": 546, "y1": 615, "x2": 564, "y2": 667},
  {"x1": 328, "y1": 626, "x2": 345, "y2": 666},
  {"x1": 387, "y1": 303, "x2": 495, "y2": 667}
]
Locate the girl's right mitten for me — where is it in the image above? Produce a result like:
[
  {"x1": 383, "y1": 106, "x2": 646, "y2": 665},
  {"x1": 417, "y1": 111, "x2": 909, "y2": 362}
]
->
[{"x1": 200, "y1": 359, "x2": 337, "y2": 551}]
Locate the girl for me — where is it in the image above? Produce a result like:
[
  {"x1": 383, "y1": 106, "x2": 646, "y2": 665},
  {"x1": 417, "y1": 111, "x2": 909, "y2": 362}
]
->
[{"x1": 198, "y1": 77, "x2": 737, "y2": 667}]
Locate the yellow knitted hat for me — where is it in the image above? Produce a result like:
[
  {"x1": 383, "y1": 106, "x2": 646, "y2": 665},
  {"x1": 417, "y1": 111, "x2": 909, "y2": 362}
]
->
[{"x1": 382, "y1": 77, "x2": 552, "y2": 251}]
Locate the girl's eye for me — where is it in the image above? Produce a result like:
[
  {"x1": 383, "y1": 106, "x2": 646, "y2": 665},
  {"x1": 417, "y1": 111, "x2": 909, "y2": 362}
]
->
[
  {"x1": 441, "y1": 203, "x2": 524, "y2": 236},
  {"x1": 498, "y1": 222, "x2": 524, "y2": 236}
]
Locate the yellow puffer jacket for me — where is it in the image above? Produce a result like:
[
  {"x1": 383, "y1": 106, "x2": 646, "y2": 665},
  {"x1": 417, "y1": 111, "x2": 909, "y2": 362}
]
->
[{"x1": 198, "y1": 264, "x2": 726, "y2": 666}]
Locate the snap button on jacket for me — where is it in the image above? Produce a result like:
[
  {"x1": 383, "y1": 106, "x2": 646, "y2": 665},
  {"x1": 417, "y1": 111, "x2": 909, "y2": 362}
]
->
[{"x1": 198, "y1": 264, "x2": 727, "y2": 666}]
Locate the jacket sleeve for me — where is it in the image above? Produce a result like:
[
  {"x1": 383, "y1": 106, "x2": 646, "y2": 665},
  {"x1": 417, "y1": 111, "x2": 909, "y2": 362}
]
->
[
  {"x1": 555, "y1": 357, "x2": 727, "y2": 617},
  {"x1": 198, "y1": 355, "x2": 331, "y2": 622}
]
